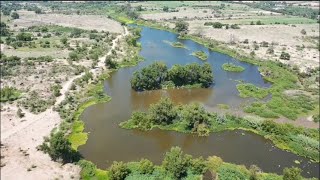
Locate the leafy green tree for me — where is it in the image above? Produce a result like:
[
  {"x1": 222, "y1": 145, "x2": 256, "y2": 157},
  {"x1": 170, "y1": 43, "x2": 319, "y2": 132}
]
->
[
  {"x1": 130, "y1": 62, "x2": 167, "y2": 91},
  {"x1": 190, "y1": 157, "x2": 207, "y2": 174},
  {"x1": 105, "y1": 56, "x2": 118, "y2": 69},
  {"x1": 40, "y1": 131, "x2": 79, "y2": 162},
  {"x1": 109, "y1": 161, "x2": 131, "y2": 180},
  {"x1": 175, "y1": 21, "x2": 189, "y2": 32},
  {"x1": 149, "y1": 97, "x2": 177, "y2": 125},
  {"x1": 138, "y1": 159, "x2": 154, "y2": 174},
  {"x1": 60, "y1": 37, "x2": 68, "y2": 45},
  {"x1": 0, "y1": 22, "x2": 10, "y2": 36},
  {"x1": 182, "y1": 103, "x2": 210, "y2": 131},
  {"x1": 16, "y1": 32, "x2": 32, "y2": 41},
  {"x1": 280, "y1": 51, "x2": 290, "y2": 60},
  {"x1": 163, "y1": 6, "x2": 169, "y2": 12},
  {"x1": 136, "y1": 5, "x2": 143, "y2": 11},
  {"x1": 129, "y1": 111, "x2": 153, "y2": 130},
  {"x1": 162, "y1": 147, "x2": 191, "y2": 179},
  {"x1": 283, "y1": 167, "x2": 302, "y2": 180},
  {"x1": 212, "y1": 22, "x2": 224, "y2": 28},
  {"x1": 256, "y1": 20, "x2": 263, "y2": 25},
  {"x1": 11, "y1": 12, "x2": 19, "y2": 19}
]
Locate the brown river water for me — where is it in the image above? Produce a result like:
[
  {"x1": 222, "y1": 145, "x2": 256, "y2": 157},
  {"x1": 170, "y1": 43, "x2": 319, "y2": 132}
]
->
[{"x1": 78, "y1": 26, "x2": 319, "y2": 178}]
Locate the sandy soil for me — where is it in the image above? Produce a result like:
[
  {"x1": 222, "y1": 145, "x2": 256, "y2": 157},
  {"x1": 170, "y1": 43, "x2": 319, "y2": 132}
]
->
[
  {"x1": 12, "y1": 10, "x2": 123, "y2": 33},
  {"x1": 187, "y1": 22, "x2": 319, "y2": 71},
  {"x1": 0, "y1": 26, "x2": 128, "y2": 180}
]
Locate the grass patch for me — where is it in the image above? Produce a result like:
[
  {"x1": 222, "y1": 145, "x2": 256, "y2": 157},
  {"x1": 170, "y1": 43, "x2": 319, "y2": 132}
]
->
[
  {"x1": 237, "y1": 83, "x2": 269, "y2": 99},
  {"x1": 222, "y1": 63, "x2": 245, "y2": 72},
  {"x1": 192, "y1": 50, "x2": 208, "y2": 60},
  {"x1": 218, "y1": 104, "x2": 230, "y2": 109}
]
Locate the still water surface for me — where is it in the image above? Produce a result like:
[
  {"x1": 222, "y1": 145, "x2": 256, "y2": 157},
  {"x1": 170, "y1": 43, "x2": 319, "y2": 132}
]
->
[{"x1": 79, "y1": 27, "x2": 319, "y2": 177}]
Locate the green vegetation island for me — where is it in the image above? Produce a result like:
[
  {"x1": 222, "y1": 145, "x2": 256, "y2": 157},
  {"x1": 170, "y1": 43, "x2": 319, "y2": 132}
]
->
[
  {"x1": 130, "y1": 62, "x2": 213, "y2": 91},
  {"x1": 120, "y1": 98, "x2": 319, "y2": 162},
  {"x1": 222, "y1": 63, "x2": 245, "y2": 72},
  {"x1": 163, "y1": 40, "x2": 186, "y2": 48},
  {"x1": 192, "y1": 50, "x2": 208, "y2": 60}
]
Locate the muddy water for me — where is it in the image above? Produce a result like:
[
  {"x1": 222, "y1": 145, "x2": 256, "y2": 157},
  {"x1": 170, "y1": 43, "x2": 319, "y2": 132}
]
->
[{"x1": 79, "y1": 27, "x2": 319, "y2": 177}]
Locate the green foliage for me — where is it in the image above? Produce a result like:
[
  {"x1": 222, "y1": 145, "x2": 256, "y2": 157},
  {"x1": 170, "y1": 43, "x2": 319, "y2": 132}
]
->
[
  {"x1": 149, "y1": 98, "x2": 177, "y2": 125},
  {"x1": 205, "y1": 22, "x2": 224, "y2": 28},
  {"x1": 16, "y1": 32, "x2": 33, "y2": 41},
  {"x1": 192, "y1": 50, "x2": 208, "y2": 60},
  {"x1": 131, "y1": 62, "x2": 213, "y2": 91},
  {"x1": 0, "y1": 86, "x2": 21, "y2": 102},
  {"x1": 312, "y1": 114, "x2": 319, "y2": 123},
  {"x1": 0, "y1": 22, "x2": 10, "y2": 36},
  {"x1": 163, "y1": 6, "x2": 169, "y2": 12},
  {"x1": 167, "y1": 63, "x2": 213, "y2": 87},
  {"x1": 109, "y1": 161, "x2": 131, "y2": 180},
  {"x1": 237, "y1": 83, "x2": 269, "y2": 99},
  {"x1": 19, "y1": 91, "x2": 55, "y2": 113},
  {"x1": 105, "y1": 55, "x2": 119, "y2": 69},
  {"x1": 162, "y1": 146, "x2": 191, "y2": 179},
  {"x1": 283, "y1": 167, "x2": 302, "y2": 180},
  {"x1": 130, "y1": 62, "x2": 167, "y2": 91},
  {"x1": 217, "y1": 164, "x2": 250, "y2": 180},
  {"x1": 138, "y1": 159, "x2": 154, "y2": 174},
  {"x1": 174, "y1": 21, "x2": 189, "y2": 32},
  {"x1": 11, "y1": 12, "x2": 19, "y2": 19},
  {"x1": 222, "y1": 63, "x2": 245, "y2": 72},
  {"x1": 39, "y1": 131, "x2": 80, "y2": 163},
  {"x1": 182, "y1": 103, "x2": 210, "y2": 136},
  {"x1": 171, "y1": 42, "x2": 185, "y2": 48},
  {"x1": 280, "y1": 52, "x2": 290, "y2": 60}
]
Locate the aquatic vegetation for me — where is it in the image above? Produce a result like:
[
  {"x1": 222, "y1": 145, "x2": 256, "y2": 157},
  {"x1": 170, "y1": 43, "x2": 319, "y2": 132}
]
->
[
  {"x1": 121, "y1": 98, "x2": 320, "y2": 162},
  {"x1": 130, "y1": 62, "x2": 213, "y2": 91},
  {"x1": 78, "y1": 147, "x2": 293, "y2": 180},
  {"x1": 236, "y1": 83, "x2": 269, "y2": 99},
  {"x1": 192, "y1": 50, "x2": 208, "y2": 60},
  {"x1": 222, "y1": 63, "x2": 245, "y2": 72},
  {"x1": 172, "y1": 42, "x2": 185, "y2": 48}
]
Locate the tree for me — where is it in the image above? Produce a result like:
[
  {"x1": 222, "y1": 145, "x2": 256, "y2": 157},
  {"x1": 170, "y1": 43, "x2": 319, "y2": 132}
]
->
[
  {"x1": 149, "y1": 97, "x2": 177, "y2": 125},
  {"x1": 11, "y1": 12, "x2": 19, "y2": 19},
  {"x1": 39, "y1": 131, "x2": 79, "y2": 162},
  {"x1": 60, "y1": 37, "x2": 68, "y2": 45},
  {"x1": 109, "y1": 161, "x2": 131, "y2": 180},
  {"x1": 138, "y1": 159, "x2": 154, "y2": 174},
  {"x1": 182, "y1": 103, "x2": 210, "y2": 133},
  {"x1": 162, "y1": 147, "x2": 191, "y2": 179},
  {"x1": 283, "y1": 167, "x2": 302, "y2": 180},
  {"x1": 256, "y1": 20, "x2": 262, "y2": 25},
  {"x1": 190, "y1": 157, "x2": 207, "y2": 174},
  {"x1": 16, "y1": 32, "x2": 32, "y2": 41},
  {"x1": 175, "y1": 21, "x2": 189, "y2": 32},
  {"x1": 212, "y1": 22, "x2": 224, "y2": 28},
  {"x1": 163, "y1": 6, "x2": 169, "y2": 12},
  {"x1": 105, "y1": 56, "x2": 118, "y2": 69},
  {"x1": 280, "y1": 51, "x2": 290, "y2": 60},
  {"x1": 136, "y1": 5, "x2": 143, "y2": 11},
  {"x1": 300, "y1": 29, "x2": 306, "y2": 35}
]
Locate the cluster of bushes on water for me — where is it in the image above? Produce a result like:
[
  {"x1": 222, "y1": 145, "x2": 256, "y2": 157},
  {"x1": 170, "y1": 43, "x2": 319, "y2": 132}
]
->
[
  {"x1": 78, "y1": 146, "x2": 306, "y2": 180},
  {"x1": 130, "y1": 62, "x2": 213, "y2": 91},
  {"x1": 0, "y1": 86, "x2": 21, "y2": 102},
  {"x1": 222, "y1": 63, "x2": 245, "y2": 72},
  {"x1": 121, "y1": 97, "x2": 320, "y2": 162},
  {"x1": 237, "y1": 83, "x2": 269, "y2": 99},
  {"x1": 192, "y1": 50, "x2": 208, "y2": 60},
  {"x1": 171, "y1": 42, "x2": 185, "y2": 48}
]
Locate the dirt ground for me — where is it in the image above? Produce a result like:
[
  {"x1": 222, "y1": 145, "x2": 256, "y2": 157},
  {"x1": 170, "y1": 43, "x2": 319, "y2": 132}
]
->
[
  {"x1": 1, "y1": 8, "x2": 129, "y2": 178},
  {"x1": 139, "y1": 2, "x2": 319, "y2": 72},
  {"x1": 13, "y1": 10, "x2": 124, "y2": 33}
]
